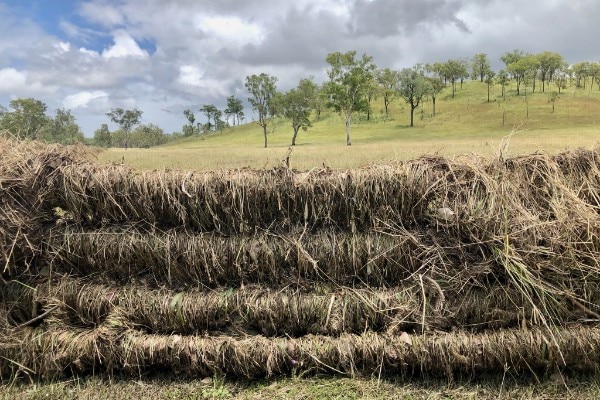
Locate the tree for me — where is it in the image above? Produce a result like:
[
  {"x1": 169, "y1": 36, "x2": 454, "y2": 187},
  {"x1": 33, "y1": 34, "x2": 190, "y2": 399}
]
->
[
  {"x1": 224, "y1": 95, "x2": 244, "y2": 126},
  {"x1": 213, "y1": 109, "x2": 226, "y2": 130},
  {"x1": 0, "y1": 98, "x2": 49, "y2": 139},
  {"x1": 94, "y1": 124, "x2": 111, "y2": 147},
  {"x1": 523, "y1": 56, "x2": 541, "y2": 94},
  {"x1": 431, "y1": 62, "x2": 448, "y2": 84},
  {"x1": 131, "y1": 123, "x2": 165, "y2": 147},
  {"x1": 312, "y1": 83, "x2": 328, "y2": 121},
  {"x1": 397, "y1": 67, "x2": 431, "y2": 127},
  {"x1": 588, "y1": 63, "x2": 600, "y2": 89},
  {"x1": 572, "y1": 62, "x2": 591, "y2": 88},
  {"x1": 485, "y1": 70, "x2": 496, "y2": 102},
  {"x1": 375, "y1": 68, "x2": 400, "y2": 116},
  {"x1": 537, "y1": 51, "x2": 564, "y2": 93},
  {"x1": 44, "y1": 108, "x2": 83, "y2": 144},
  {"x1": 245, "y1": 73, "x2": 278, "y2": 148},
  {"x1": 471, "y1": 53, "x2": 491, "y2": 82},
  {"x1": 426, "y1": 77, "x2": 444, "y2": 116},
  {"x1": 183, "y1": 109, "x2": 197, "y2": 136},
  {"x1": 501, "y1": 49, "x2": 526, "y2": 73},
  {"x1": 199, "y1": 104, "x2": 219, "y2": 131},
  {"x1": 325, "y1": 50, "x2": 376, "y2": 146},
  {"x1": 106, "y1": 108, "x2": 143, "y2": 149},
  {"x1": 443, "y1": 59, "x2": 466, "y2": 98},
  {"x1": 278, "y1": 78, "x2": 315, "y2": 146},
  {"x1": 507, "y1": 56, "x2": 537, "y2": 96},
  {"x1": 497, "y1": 70, "x2": 509, "y2": 99},
  {"x1": 458, "y1": 58, "x2": 470, "y2": 89},
  {"x1": 364, "y1": 74, "x2": 379, "y2": 120},
  {"x1": 554, "y1": 66, "x2": 569, "y2": 94}
]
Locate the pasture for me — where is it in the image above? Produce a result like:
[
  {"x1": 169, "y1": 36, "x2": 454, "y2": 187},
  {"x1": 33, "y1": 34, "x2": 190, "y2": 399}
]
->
[{"x1": 98, "y1": 81, "x2": 600, "y2": 171}]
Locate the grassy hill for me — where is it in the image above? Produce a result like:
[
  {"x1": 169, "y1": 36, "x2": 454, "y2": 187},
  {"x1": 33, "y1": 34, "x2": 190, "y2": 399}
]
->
[{"x1": 97, "y1": 81, "x2": 600, "y2": 170}]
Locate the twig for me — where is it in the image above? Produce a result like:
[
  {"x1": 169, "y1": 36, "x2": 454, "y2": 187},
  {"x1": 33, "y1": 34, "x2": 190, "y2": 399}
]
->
[{"x1": 16, "y1": 305, "x2": 59, "y2": 329}]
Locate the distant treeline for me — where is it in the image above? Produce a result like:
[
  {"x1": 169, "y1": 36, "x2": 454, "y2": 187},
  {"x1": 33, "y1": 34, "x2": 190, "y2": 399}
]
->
[{"x1": 1, "y1": 49, "x2": 598, "y2": 148}]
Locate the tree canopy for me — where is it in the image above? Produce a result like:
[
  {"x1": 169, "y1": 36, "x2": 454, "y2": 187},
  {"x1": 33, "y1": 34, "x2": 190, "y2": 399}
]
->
[
  {"x1": 106, "y1": 108, "x2": 143, "y2": 149},
  {"x1": 325, "y1": 50, "x2": 376, "y2": 145},
  {"x1": 245, "y1": 73, "x2": 278, "y2": 148}
]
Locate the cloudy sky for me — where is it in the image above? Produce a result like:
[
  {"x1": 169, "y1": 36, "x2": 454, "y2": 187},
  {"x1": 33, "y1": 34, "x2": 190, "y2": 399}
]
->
[{"x1": 1, "y1": 0, "x2": 599, "y2": 136}]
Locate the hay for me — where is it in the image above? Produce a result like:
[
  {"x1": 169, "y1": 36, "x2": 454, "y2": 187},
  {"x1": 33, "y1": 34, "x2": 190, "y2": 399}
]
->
[
  {"x1": 3, "y1": 139, "x2": 600, "y2": 381},
  {"x1": 3, "y1": 324, "x2": 600, "y2": 379},
  {"x1": 45, "y1": 228, "x2": 475, "y2": 287},
  {"x1": 16, "y1": 277, "x2": 600, "y2": 335}
]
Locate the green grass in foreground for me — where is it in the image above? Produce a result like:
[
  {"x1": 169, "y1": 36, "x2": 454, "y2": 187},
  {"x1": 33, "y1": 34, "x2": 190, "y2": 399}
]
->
[
  {"x1": 3, "y1": 375, "x2": 600, "y2": 400},
  {"x1": 96, "y1": 81, "x2": 600, "y2": 171}
]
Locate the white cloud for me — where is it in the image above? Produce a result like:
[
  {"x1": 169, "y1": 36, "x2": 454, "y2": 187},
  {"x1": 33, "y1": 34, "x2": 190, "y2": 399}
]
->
[
  {"x1": 55, "y1": 41, "x2": 71, "y2": 53},
  {"x1": 0, "y1": 68, "x2": 55, "y2": 95},
  {"x1": 102, "y1": 30, "x2": 149, "y2": 59},
  {"x1": 0, "y1": 68, "x2": 28, "y2": 91},
  {"x1": 197, "y1": 16, "x2": 264, "y2": 46},
  {"x1": 177, "y1": 65, "x2": 204, "y2": 87},
  {"x1": 63, "y1": 90, "x2": 108, "y2": 109},
  {"x1": 79, "y1": 47, "x2": 100, "y2": 57}
]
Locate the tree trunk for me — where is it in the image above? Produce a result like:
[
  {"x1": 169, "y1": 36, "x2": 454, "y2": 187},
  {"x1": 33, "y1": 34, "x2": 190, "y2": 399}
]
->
[
  {"x1": 487, "y1": 84, "x2": 490, "y2": 102},
  {"x1": 263, "y1": 124, "x2": 268, "y2": 148},
  {"x1": 291, "y1": 126, "x2": 299, "y2": 146},
  {"x1": 432, "y1": 97, "x2": 436, "y2": 116},
  {"x1": 345, "y1": 113, "x2": 351, "y2": 146},
  {"x1": 410, "y1": 104, "x2": 415, "y2": 127},
  {"x1": 384, "y1": 98, "x2": 389, "y2": 115}
]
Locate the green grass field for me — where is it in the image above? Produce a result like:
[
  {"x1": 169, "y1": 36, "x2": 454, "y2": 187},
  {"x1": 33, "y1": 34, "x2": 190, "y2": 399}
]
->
[{"x1": 97, "y1": 81, "x2": 600, "y2": 171}]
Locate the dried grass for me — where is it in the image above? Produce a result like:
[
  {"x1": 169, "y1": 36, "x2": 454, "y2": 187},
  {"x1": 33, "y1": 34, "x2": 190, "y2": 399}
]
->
[
  {"x1": 2, "y1": 139, "x2": 600, "y2": 381},
  {"x1": 3, "y1": 324, "x2": 600, "y2": 379}
]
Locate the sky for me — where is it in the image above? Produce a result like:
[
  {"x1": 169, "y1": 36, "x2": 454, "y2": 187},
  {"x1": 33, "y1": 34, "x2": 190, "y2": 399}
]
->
[{"x1": 1, "y1": 0, "x2": 599, "y2": 136}]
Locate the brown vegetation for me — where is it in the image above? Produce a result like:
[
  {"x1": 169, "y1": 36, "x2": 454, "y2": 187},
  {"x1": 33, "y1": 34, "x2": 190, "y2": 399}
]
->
[{"x1": 1, "y1": 137, "x2": 600, "y2": 380}]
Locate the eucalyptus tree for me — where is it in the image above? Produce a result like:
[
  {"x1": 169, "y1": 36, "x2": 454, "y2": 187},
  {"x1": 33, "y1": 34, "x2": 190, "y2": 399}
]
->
[
  {"x1": 44, "y1": 108, "x2": 83, "y2": 144},
  {"x1": 245, "y1": 73, "x2": 278, "y2": 148},
  {"x1": 397, "y1": 67, "x2": 432, "y2": 127},
  {"x1": 471, "y1": 53, "x2": 492, "y2": 82},
  {"x1": 0, "y1": 98, "x2": 49, "y2": 139},
  {"x1": 443, "y1": 59, "x2": 466, "y2": 98},
  {"x1": 182, "y1": 109, "x2": 198, "y2": 136},
  {"x1": 199, "y1": 104, "x2": 219, "y2": 131},
  {"x1": 497, "y1": 70, "x2": 509, "y2": 99},
  {"x1": 537, "y1": 51, "x2": 564, "y2": 93},
  {"x1": 572, "y1": 62, "x2": 590, "y2": 88},
  {"x1": 106, "y1": 107, "x2": 143, "y2": 149},
  {"x1": 485, "y1": 70, "x2": 496, "y2": 102},
  {"x1": 325, "y1": 50, "x2": 376, "y2": 145},
  {"x1": 426, "y1": 77, "x2": 445, "y2": 116},
  {"x1": 278, "y1": 78, "x2": 315, "y2": 146},
  {"x1": 375, "y1": 68, "x2": 400, "y2": 116},
  {"x1": 501, "y1": 49, "x2": 526, "y2": 74},
  {"x1": 94, "y1": 124, "x2": 111, "y2": 147},
  {"x1": 507, "y1": 56, "x2": 537, "y2": 96},
  {"x1": 224, "y1": 95, "x2": 244, "y2": 126}
]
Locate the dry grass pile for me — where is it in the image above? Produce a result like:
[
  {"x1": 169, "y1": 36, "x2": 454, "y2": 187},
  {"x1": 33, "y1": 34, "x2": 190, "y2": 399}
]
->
[
  {"x1": 1, "y1": 138, "x2": 600, "y2": 380},
  {"x1": 2, "y1": 321, "x2": 599, "y2": 380}
]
